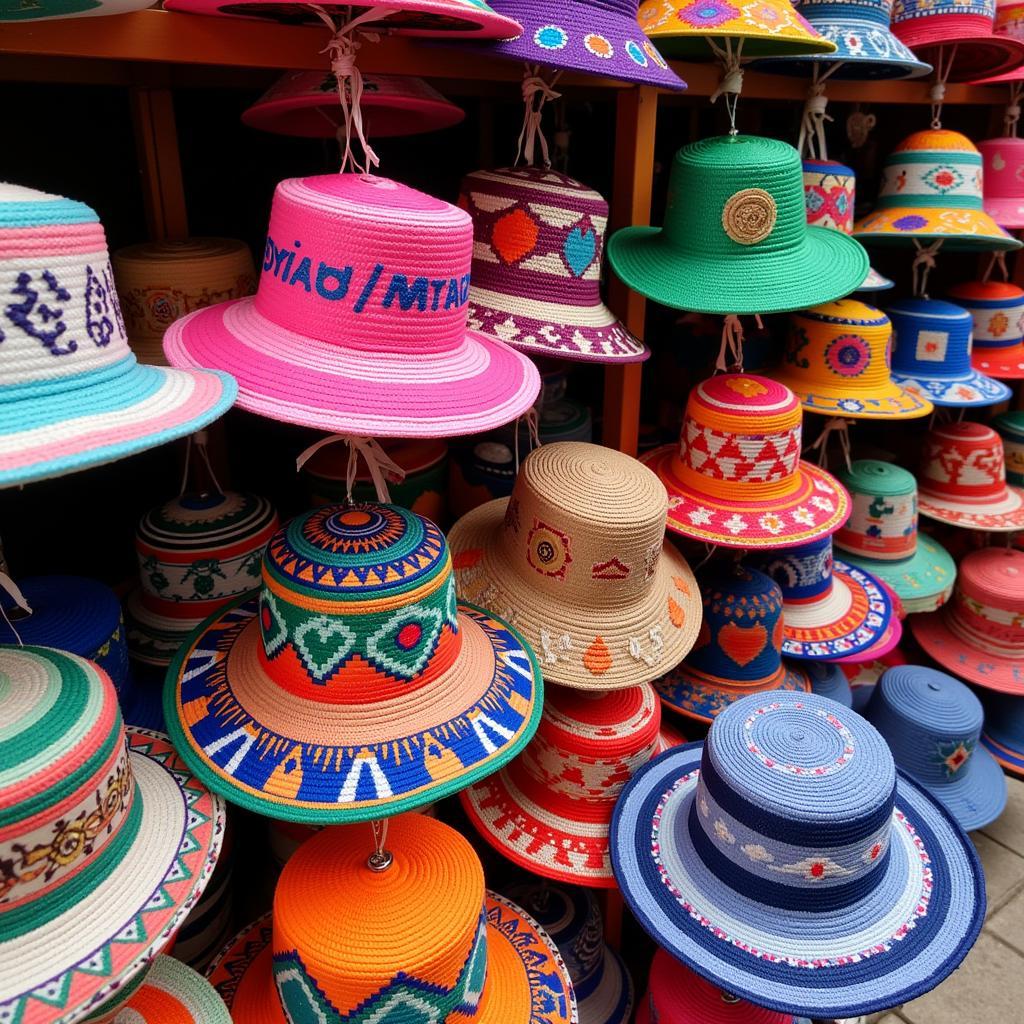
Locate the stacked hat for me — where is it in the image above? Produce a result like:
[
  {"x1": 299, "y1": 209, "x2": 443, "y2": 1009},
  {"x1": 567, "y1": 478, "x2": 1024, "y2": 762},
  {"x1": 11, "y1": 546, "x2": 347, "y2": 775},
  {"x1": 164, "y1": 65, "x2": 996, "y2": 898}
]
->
[
  {"x1": 806, "y1": 659, "x2": 854, "y2": 706},
  {"x1": 609, "y1": 136, "x2": 869, "y2": 315},
  {"x1": 112, "y1": 238, "x2": 257, "y2": 366},
  {"x1": 642, "y1": 374, "x2": 850, "y2": 550},
  {"x1": 866, "y1": 665, "x2": 1007, "y2": 831},
  {"x1": 449, "y1": 442, "x2": 702, "y2": 690},
  {"x1": 768, "y1": 300, "x2": 932, "y2": 418},
  {"x1": 0, "y1": 646, "x2": 224, "y2": 1024},
  {"x1": 126, "y1": 490, "x2": 279, "y2": 667},
  {"x1": 0, "y1": 0, "x2": 152, "y2": 20},
  {"x1": 977, "y1": 136, "x2": 1024, "y2": 225},
  {"x1": 0, "y1": 183, "x2": 236, "y2": 489},
  {"x1": 973, "y1": 0, "x2": 1024, "y2": 80},
  {"x1": 165, "y1": 501, "x2": 542, "y2": 821},
  {"x1": 611, "y1": 690, "x2": 985, "y2": 1018},
  {"x1": 994, "y1": 411, "x2": 1024, "y2": 483},
  {"x1": 655, "y1": 565, "x2": 812, "y2": 723},
  {"x1": 163, "y1": 174, "x2": 540, "y2": 437},
  {"x1": 981, "y1": 690, "x2": 1024, "y2": 775},
  {"x1": 948, "y1": 279, "x2": 1024, "y2": 378},
  {"x1": 173, "y1": 822, "x2": 237, "y2": 971}
]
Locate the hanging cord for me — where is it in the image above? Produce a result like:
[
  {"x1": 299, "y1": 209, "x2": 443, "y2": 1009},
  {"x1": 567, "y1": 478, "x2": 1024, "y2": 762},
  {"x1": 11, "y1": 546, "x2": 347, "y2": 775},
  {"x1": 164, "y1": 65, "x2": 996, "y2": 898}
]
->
[
  {"x1": 708, "y1": 37, "x2": 745, "y2": 135},
  {"x1": 295, "y1": 435, "x2": 406, "y2": 503},
  {"x1": 367, "y1": 819, "x2": 392, "y2": 872},
  {"x1": 912, "y1": 239, "x2": 943, "y2": 298},
  {"x1": 0, "y1": 568, "x2": 31, "y2": 646},
  {"x1": 983, "y1": 250, "x2": 1010, "y2": 283},
  {"x1": 513, "y1": 407, "x2": 542, "y2": 472},
  {"x1": 797, "y1": 64, "x2": 841, "y2": 161},
  {"x1": 178, "y1": 430, "x2": 224, "y2": 497},
  {"x1": 929, "y1": 44, "x2": 958, "y2": 130},
  {"x1": 805, "y1": 417, "x2": 852, "y2": 471},
  {"x1": 715, "y1": 314, "x2": 762, "y2": 373},
  {"x1": 693, "y1": 542, "x2": 718, "y2": 572},
  {"x1": 515, "y1": 65, "x2": 563, "y2": 168},
  {"x1": 1007, "y1": 82, "x2": 1023, "y2": 137}
]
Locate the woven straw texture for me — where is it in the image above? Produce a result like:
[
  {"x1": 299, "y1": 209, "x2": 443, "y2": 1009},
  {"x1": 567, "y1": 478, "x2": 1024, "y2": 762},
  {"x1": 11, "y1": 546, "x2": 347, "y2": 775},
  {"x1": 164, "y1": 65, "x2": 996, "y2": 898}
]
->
[
  {"x1": 949, "y1": 279, "x2": 1024, "y2": 378},
  {"x1": 971, "y1": 0, "x2": 1024, "y2": 80},
  {"x1": 977, "y1": 137, "x2": 1024, "y2": 225},
  {"x1": 980, "y1": 688, "x2": 1024, "y2": 776}
]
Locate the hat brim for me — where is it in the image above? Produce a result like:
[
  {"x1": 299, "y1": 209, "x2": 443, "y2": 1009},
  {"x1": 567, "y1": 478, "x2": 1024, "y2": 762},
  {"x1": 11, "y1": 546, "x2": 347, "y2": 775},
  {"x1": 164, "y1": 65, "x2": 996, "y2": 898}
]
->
[
  {"x1": 859, "y1": 266, "x2": 896, "y2": 291},
  {"x1": 125, "y1": 588, "x2": 197, "y2": 667},
  {"x1": 164, "y1": 595, "x2": 542, "y2": 823},
  {"x1": 0, "y1": 356, "x2": 236, "y2": 489},
  {"x1": 891, "y1": 32, "x2": 1024, "y2": 81},
  {"x1": 638, "y1": 21, "x2": 838, "y2": 60},
  {"x1": 575, "y1": 947, "x2": 634, "y2": 1024},
  {"x1": 982, "y1": 196, "x2": 1024, "y2": 229},
  {"x1": 642, "y1": 445, "x2": 851, "y2": 550},
  {"x1": 852, "y1": 207, "x2": 1023, "y2": 250},
  {"x1": 164, "y1": 298, "x2": 540, "y2": 439},
  {"x1": 973, "y1": 344, "x2": 1024, "y2": 379},
  {"x1": 831, "y1": 612, "x2": 903, "y2": 664},
  {"x1": 924, "y1": 742, "x2": 1008, "y2": 832},
  {"x1": 99, "y1": 955, "x2": 231, "y2": 1023},
  {"x1": 981, "y1": 731, "x2": 1024, "y2": 777},
  {"x1": 767, "y1": 370, "x2": 933, "y2": 419},
  {"x1": 891, "y1": 369, "x2": 1012, "y2": 407},
  {"x1": 911, "y1": 609, "x2": 1024, "y2": 694},
  {"x1": 0, "y1": 730, "x2": 225, "y2": 1024},
  {"x1": 607, "y1": 225, "x2": 868, "y2": 316},
  {"x1": 610, "y1": 743, "x2": 985, "y2": 1018},
  {"x1": 918, "y1": 484, "x2": 1024, "y2": 531}
]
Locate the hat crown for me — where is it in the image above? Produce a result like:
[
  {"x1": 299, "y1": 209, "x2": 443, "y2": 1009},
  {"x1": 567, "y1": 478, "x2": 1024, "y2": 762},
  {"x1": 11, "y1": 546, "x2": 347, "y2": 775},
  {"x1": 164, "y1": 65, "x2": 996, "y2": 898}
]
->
[
  {"x1": 754, "y1": 535, "x2": 836, "y2": 603},
  {"x1": 948, "y1": 278, "x2": 1024, "y2": 348},
  {"x1": 892, "y1": 0, "x2": 995, "y2": 24},
  {"x1": 803, "y1": 159, "x2": 856, "y2": 235},
  {"x1": 889, "y1": 298, "x2": 974, "y2": 380},
  {"x1": 947, "y1": 547, "x2": 1024, "y2": 653},
  {"x1": 798, "y1": 0, "x2": 894, "y2": 23},
  {"x1": 252, "y1": 175, "x2": 473, "y2": 355},
  {"x1": 835, "y1": 460, "x2": 918, "y2": 560},
  {"x1": 980, "y1": 138, "x2": 1024, "y2": 203},
  {"x1": 920, "y1": 422, "x2": 1008, "y2": 503},
  {"x1": 876, "y1": 131, "x2": 984, "y2": 212}
]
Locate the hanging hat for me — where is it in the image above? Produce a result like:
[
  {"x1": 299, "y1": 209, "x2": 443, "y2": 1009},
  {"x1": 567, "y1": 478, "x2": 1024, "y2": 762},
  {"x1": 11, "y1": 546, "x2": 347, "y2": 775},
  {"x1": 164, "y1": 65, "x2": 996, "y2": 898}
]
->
[
  {"x1": 805, "y1": 660, "x2": 853, "y2": 706},
  {"x1": 948, "y1": 279, "x2": 1024, "y2": 378},
  {"x1": 994, "y1": 410, "x2": 1024, "y2": 484},
  {"x1": 768, "y1": 300, "x2": 932, "y2": 418},
  {"x1": 0, "y1": 0, "x2": 152, "y2": 21},
  {"x1": 0, "y1": 184, "x2": 236, "y2": 489},
  {"x1": 802, "y1": 160, "x2": 894, "y2": 291},
  {"x1": 125, "y1": 490, "x2": 279, "y2": 667},
  {"x1": 980, "y1": 690, "x2": 1024, "y2": 775},
  {"x1": 610, "y1": 690, "x2": 985, "y2": 1018},
  {"x1": 460, "y1": 167, "x2": 647, "y2": 365},
  {"x1": 912, "y1": 547, "x2": 1024, "y2": 693},
  {"x1": 852, "y1": 130, "x2": 1022, "y2": 250},
  {"x1": 608, "y1": 136, "x2": 868, "y2": 315},
  {"x1": 642, "y1": 374, "x2": 850, "y2": 550},
  {"x1": 243, "y1": 70, "x2": 466, "y2": 137},
  {"x1": 841, "y1": 646, "x2": 909, "y2": 711},
  {"x1": 0, "y1": 646, "x2": 225, "y2": 1024},
  {"x1": 887, "y1": 298, "x2": 1012, "y2": 406},
  {"x1": 449, "y1": 442, "x2": 701, "y2": 690},
  {"x1": 654, "y1": 566, "x2": 812, "y2": 724},
  {"x1": 203, "y1": 815, "x2": 576, "y2": 1024},
  {"x1": 112, "y1": 238, "x2": 257, "y2": 367},
  {"x1": 163, "y1": 175, "x2": 540, "y2": 438},
  {"x1": 976, "y1": 137, "x2": 1024, "y2": 225},
  {"x1": 166, "y1": 501, "x2": 542, "y2": 822},
  {"x1": 461, "y1": 682, "x2": 663, "y2": 887},
  {"x1": 866, "y1": 665, "x2": 1007, "y2": 831},
  {"x1": 834, "y1": 460, "x2": 956, "y2": 615},
  {"x1": 917, "y1": 422, "x2": 1024, "y2": 531}
]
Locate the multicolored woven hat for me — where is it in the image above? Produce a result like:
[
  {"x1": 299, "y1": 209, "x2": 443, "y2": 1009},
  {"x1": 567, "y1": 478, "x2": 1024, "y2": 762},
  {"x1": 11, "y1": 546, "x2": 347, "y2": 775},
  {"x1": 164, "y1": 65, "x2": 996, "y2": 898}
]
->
[
  {"x1": 888, "y1": 298, "x2": 1012, "y2": 406},
  {"x1": 852, "y1": 130, "x2": 1022, "y2": 249},
  {"x1": 768, "y1": 300, "x2": 932, "y2": 418},
  {"x1": 976, "y1": 136, "x2": 1024, "y2": 225},
  {"x1": 0, "y1": 0, "x2": 151, "y2": 21},
  {"x1": 654, "y1": 566, "x2": 812, "y2": 723},
  {"x1": 0, "y1": 646, "x2": 224, "y2": 1024},
  {"x1": 948, "y1": 279, "x2": 1024, "y2": 378},
  {"x1": 608, "y1": 136, "x2": 868, "y2": 315},
  {"x1": 642, "y1": 374, "x2": 850, "y2": 549},
  {"x1": 912, "y1": 547, "x2": 1024, "y2": 693},
  {"x1": 461, "y1": 682, "x2": 662, "y2": 887},
  {"x1": 163, "y1": 175, "x2": 539, "y2": 437},
  {"x1": 461, "y1": 168, "x2": 647, "y2": 364},
  {"x1": 112, "y1": 238, "x2": 257, "y2": 367},
  {"x1": 835, "y1": 460, "x2": 956, "y2": 615},
  {"x1": 994, "y1": 410, "x2": 1024, "y2": 484},
  {"x1": 204, "y1": 815, "x2": 577, "y2": 1024},
  {"x1": 165, "y1": 501, "x2": 542, "y2": 822},
  {"x1": 0, "y1": 184, "x2": 236, "y2": 489},
  {"x1": 980, "y1": 689, "x2": 1024, "y2": 775},
  {"x1": 917, "y1": 421, "x2": 1024, "y2": 531},
  {"x1": 866, "y1": 665, "x2": 1007, "y2": 831},
  {"x1": 449, "y1": 442, "x2": 701, "y2": 690},
  {"x1": 610, "y1": 690, "x2": 985, "y2": 1018},
  {"x1": 971, "y1": 0, "x2": 1024, "y2": 79}
]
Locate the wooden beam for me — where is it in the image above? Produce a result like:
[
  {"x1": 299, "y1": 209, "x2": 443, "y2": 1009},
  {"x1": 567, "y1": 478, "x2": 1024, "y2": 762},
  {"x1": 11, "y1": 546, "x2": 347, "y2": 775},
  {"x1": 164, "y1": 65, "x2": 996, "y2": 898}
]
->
[{"x1": 129, "y1": 83, "x2": 189, "y2": 241}]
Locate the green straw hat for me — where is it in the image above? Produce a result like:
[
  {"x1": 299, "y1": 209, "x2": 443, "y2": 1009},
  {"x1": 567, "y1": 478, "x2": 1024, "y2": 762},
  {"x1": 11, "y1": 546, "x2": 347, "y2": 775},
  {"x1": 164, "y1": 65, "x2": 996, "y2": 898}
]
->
[{"x1": 607, "y1": 135, "x2": 870, "y2": 315}]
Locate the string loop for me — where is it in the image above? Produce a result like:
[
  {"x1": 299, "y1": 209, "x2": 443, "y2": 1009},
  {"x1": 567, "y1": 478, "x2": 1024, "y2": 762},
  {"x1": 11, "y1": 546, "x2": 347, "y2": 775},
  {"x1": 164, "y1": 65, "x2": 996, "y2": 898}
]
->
[
  {"x1": 715, "y1": 313, "x2": 762, "y2": 373},
  {"x1": 295, "y1": 435, "x2": 406, "y2": 503},
  {"x1": 513, "y1": 407, "x2": 542, "y2": 472},
  {"x1": 515, "y1": 65, "x2": 563, "y2": 168},
  {"x1": 367, "y1": 819, "x2": 393, "y2": 872},
  {"x1": 708, "y1": 38, "x2": 745, "y2": 135},
  {"x1": 805, "y1": 417, "x2": 852, "y2": 471},
  {"x1": 912, "y1": 239, "x2": 943, "y2": 298},
  {"x1": 178, "y1": 430, "x2": 224, "y2": 497},
  {"x1": 929, "y1": 44, "x2": 958, "y2": 130}
]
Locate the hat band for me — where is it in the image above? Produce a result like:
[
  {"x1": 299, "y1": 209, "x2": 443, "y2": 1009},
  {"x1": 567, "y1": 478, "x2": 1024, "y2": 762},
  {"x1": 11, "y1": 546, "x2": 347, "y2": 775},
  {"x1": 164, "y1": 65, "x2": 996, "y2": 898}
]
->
[
  {"x1": 675, "y1": 461, "x2": 803, "y2": 502},
  {"x1": 975, "y1": 336, "x2": 1023, "y2": 350},
  {"x1": 835, "y1": 490, "x2": 917, "y2": 561},
  {"x1": 919, "y1": 477, "x2": 1007, "y2": 504},
  {"x1": 506, "y1": 757, "x2": 628, "y2": 822},
  {"x1": 763, "y1": 537, "x2": 834, "y2": 603},
  {"x1": 946, "y1": 596, "x2": 1024, "y2": 658},
  {"x1": 804, "y1": 0, "x2": 890, "y2": 25}
]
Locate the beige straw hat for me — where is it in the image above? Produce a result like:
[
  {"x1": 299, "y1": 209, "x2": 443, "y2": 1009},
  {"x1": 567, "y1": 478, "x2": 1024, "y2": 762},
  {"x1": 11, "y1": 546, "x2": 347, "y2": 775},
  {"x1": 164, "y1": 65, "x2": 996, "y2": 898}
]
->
[{"x1": 449, "y1": 441, "x2": 702, "y2": 690}]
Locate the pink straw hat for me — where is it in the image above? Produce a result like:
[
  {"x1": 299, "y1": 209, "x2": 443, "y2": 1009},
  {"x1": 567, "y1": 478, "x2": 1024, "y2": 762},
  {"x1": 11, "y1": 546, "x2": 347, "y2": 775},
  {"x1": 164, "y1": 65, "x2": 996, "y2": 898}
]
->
[
  {"x1": 164, "y1": 175, "x2": 540, "y2": 437},
  {"x1": 977, "y1": 137, "x2": 1024, "y2": 228}
]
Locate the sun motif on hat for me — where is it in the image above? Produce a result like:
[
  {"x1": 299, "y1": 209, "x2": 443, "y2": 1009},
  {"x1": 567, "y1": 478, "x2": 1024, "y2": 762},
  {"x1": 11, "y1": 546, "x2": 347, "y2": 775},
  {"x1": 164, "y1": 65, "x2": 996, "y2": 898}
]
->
[
  {"x1": 676, "y1": 0, "x2": 739, "y2": 28},
  {"x1": 825, "y1": 333, "x2": 872, "y2": 377},
  {"x1": 527, "y1": 519, "x2": 573, "y2": 581},
  {"x1": 722, "y1": 189, "x2": 777, "y2": 246}
]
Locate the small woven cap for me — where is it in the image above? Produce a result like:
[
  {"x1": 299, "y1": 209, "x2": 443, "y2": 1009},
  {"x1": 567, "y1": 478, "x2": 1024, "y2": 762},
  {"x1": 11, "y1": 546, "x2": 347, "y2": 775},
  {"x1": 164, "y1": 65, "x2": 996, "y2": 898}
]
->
[
  {"x1": 461, "y1": 682, "x2": 663, "y2": 887},
  {"x1": 461, "y1": 167, "x2": 648, "y2": 364},
  {"x1": 0, "y1": 646, "x2": 225, "y2": 1024},
  {"x1": 976, "y1": 137, "x2": 1024, "y2": 226},
  {"x1": 865, "y1": 665, "x2": 1007, "y2": 831},
  {"x1": 995, "y1": 410, "x2": 1024, "y2": 484},
  {"x1": 949, "y1": 279, "x2": 1024, "y2": 379},
  {"x1": 163, "y1": 174, "x2": 540, "y2": 438},
  {"x1": 449, "y1": 441, "x2": 702, "y2": 691},
  {"x1": 642, "y1": 374, "x2": 850, "y2": 550},
  {"x1": 608, "y1": 136, "x2": 868, "y2": 315},
  {"x1": 980, "y1": 688, "x2": 1024, "y2": 776},
  {"x1": 610, "y1": 690, "x2": 986, "y2": 1018}
]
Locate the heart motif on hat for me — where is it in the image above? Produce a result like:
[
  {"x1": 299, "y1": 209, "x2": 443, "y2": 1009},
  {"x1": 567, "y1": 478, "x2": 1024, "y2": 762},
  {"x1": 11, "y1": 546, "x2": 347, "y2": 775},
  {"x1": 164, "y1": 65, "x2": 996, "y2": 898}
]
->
[
  {"x1": 718, "y1": 621, "x2": 768, "y2": 667},
  {"x1": 293, "y1": 615, "x2": 358, "y2": 683},
  {"x1": 492, "y1": 208, "x2": 540, "y2": 264},
  {"x1": 563, "y1": 226, "x2": 597, "y2": 277},
  {"x1": 993, "y1": 151, "x2": 1006, "y2": 172}
]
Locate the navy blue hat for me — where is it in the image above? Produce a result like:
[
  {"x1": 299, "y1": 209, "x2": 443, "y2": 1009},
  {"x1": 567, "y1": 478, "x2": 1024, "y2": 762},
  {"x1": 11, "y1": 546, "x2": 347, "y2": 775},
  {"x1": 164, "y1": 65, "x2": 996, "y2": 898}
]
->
[{"x1": 981, "y1": 691, "x2": 1024, "y2": 779}]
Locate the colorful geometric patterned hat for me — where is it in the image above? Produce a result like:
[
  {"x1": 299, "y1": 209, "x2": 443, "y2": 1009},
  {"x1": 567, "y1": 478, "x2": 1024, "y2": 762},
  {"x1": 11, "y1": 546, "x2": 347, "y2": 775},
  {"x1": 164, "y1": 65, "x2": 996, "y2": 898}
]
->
[
  {"x1": 852, "y1": 130, "x2": 1023, "y2": 250},
  {"x1": 204, "y1": 815, "x2": 577, "y2": 1024},
  {"x1": 0, "y1": 184, "x2": 237, "y2": 489},
  {"x1": 768, "y1": 300, "x2": 932, "y2": 419},
  {"x1": 165, "y1": 501, "x2": 542, "y2": 822},
  {"x1": 126, "y1": 490, "x2": 279, "y2": 667},
  {"x1": 948, "y1": 279, "x2": 1024, "y2": 379},
  {"x1": 917, "y1": 421, "x2": 1024, "y2": 531},
  {"x1": 835, "y1": 460, "x2": 956, "y2": 615},
  {"x1": 994, "y1": 410, "x2": 1024, "y2": 484},
  {"x1": 976, "y1": 137, "x2": 1024, "y2": 225},
  {"x1": 460, "y1": 168, "x2": 647, "y2": 364},
  {"x1": 912, "y1": 547, "x2": 1024, "y2": 693},
  {"x1": 0, "y1": 0, "x2": 151, "y2": 21},
  {"x1": 461, "y1": 682, "x2": 663, "y2": 887},
  {"x1": 163, "y1": 175, "x2": 540, "y2": 438},
  {"x1": 642, "y1": 374, "x2": 850, "y2": 549},
  {"x1": 242, "y1": 71, "x2": 466, "y2": 137},
  {"x1": 980, "y1": 689, "x2": 1024, "y2": 776},
  {"x1": 610, "y1": 690, "x2": 985, "y2": 1018},
  {"x1": 887, "y1": 298, "x2": 1012, "y2": 406},
  {"x1": 0, "y1": 646, "x2": 225, "y2": 1024},
  {"x1": 608, "y1": 136, "x2": 868, "y2": 315},
  {"x1": 449, "y1": 442, "x2": 701, "y2": 690},
  {"x1": 654, "y1": 566, "x2": 811, "y2": 724},
  {"x1": 866, "y1": 665, "x2": 1007, "y2": 831}
]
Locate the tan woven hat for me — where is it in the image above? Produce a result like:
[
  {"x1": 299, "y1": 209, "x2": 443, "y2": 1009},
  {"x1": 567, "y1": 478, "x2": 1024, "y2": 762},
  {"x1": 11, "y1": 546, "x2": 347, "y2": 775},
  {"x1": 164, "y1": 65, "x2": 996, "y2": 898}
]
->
[{"x1": 449, "y1": 441, "x2": 701, "y2": 690}]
